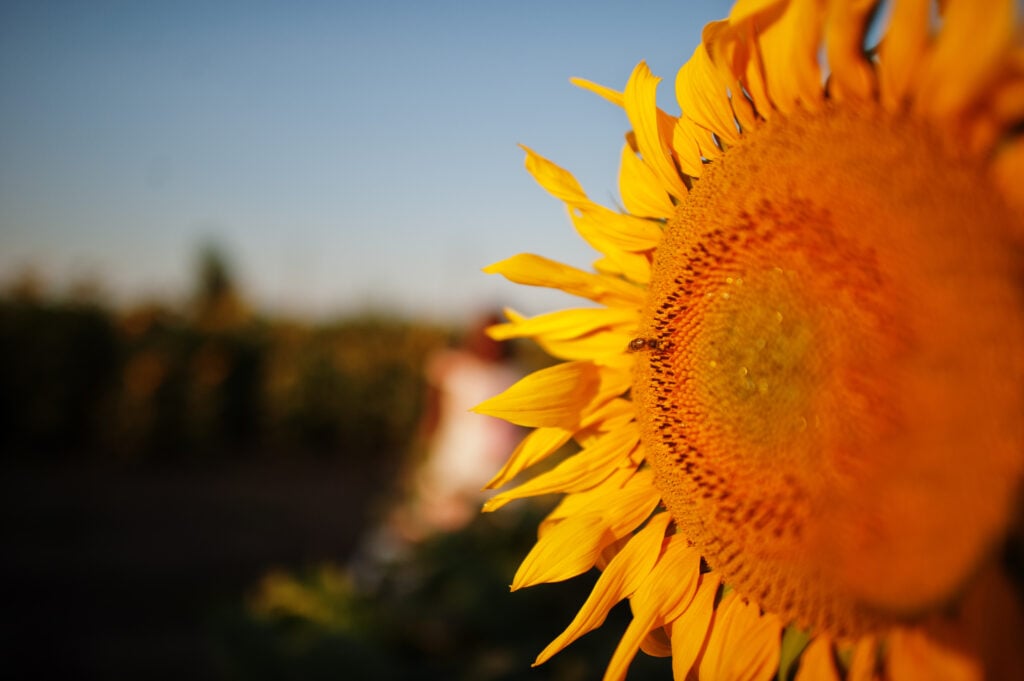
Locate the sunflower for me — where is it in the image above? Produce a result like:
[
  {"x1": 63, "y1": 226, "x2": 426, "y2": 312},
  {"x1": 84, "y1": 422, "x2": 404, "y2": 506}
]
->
[{"x1": 474, "y1": 1, "x2": 1024, "y2": 679}]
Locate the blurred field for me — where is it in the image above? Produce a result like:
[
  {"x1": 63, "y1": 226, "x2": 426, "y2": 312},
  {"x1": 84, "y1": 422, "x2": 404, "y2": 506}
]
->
[
  {"x1": 0, "y1": 264, "x2": 446, "y2": 676},
  {"x1": 0, "y1": 257, "x2": 674, "y2": 679}
]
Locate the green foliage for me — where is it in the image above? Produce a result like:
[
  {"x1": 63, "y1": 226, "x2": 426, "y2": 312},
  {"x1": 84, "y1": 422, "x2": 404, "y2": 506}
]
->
[{"x1": 215, "y1": 506, "x2": 673, "y2": 681}]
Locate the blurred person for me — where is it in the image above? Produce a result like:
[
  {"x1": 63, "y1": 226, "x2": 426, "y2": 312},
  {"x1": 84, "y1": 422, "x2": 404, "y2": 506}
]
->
[
  {"x1": 350, "y1": 312, "x2": 522, "y2": 587},
  {"x1": 400, "y1": 312, "x2": 522, "y2": 539}
]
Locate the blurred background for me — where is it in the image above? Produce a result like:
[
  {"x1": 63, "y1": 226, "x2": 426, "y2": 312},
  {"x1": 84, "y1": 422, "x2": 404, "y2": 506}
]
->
[{"x1": 0, "y1": 1, "x2": 732, "y2": 678}]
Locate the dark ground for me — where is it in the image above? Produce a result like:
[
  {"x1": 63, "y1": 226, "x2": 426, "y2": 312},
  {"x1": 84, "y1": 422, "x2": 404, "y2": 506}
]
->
[{"x1": 1, "y1": 458, "x2": 379, "y2": 679}]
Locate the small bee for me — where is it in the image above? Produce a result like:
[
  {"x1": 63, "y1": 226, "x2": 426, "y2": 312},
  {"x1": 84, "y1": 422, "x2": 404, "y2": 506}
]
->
[{"x1": 627, "y1": 337, "x2": 663, "y2": 352}]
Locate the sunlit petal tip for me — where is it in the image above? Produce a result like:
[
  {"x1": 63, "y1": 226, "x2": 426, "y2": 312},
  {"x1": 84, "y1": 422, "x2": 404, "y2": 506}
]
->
[
  {"x1": 511, "y1": 513, "x2": 609, "y2": 589},
  {"x1": 571, "y1": 76, "x2": 626, "y2": 107}
]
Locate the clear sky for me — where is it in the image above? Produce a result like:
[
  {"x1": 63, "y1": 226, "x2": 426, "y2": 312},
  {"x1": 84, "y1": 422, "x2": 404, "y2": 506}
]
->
[{"x1": 1, "y1": 0, "x2": 732, "y2": 322}]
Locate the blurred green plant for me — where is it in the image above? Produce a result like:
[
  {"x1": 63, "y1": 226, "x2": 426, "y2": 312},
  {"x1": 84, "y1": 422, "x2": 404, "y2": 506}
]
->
[{"x1": 214, "y1": 504, "x2": 672, "y2": 681}]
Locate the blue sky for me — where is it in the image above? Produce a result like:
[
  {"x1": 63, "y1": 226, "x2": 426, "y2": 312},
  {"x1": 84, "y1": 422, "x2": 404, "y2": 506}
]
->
[{"x1": 1, "y1": 0, "x2": 732, "y2": 321}]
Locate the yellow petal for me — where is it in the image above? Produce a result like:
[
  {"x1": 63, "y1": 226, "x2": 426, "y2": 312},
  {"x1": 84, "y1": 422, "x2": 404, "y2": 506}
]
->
[
  {"x1": 544, "y1": 467, "x2": 632, "y2": 522},
  {"x1": 916, "y1": 0, "x2": 1016, "y2": 120},
  {"x1": 624, "y1": 62, "x2": 689, "y2": 200},
  {"x1": 497, "y1": 306, "x2": 639, "y2": 365},
  {"x1": 630, "y1": 535, "x2": 702, "y2": 624},
  {"x1": 668, "y1": 574, "x2": 721, "y2": 681},
  {"x1": 578, "y1": 396, "x2": 636, "y2": 433},
  {"x1": 483, "y1": 425, "x2": 639, "y2": 511},
  {"x1": 992, "y1": 76, "x2": 1024, "y2": 128},
  {"x1": 571, "y1": 76, "x2": 625, "y2": 108},
  {"x1": 794, "y1": 635, "x2": 841, "y2": 681},
  {"x1": 511, "y1": 512, "x2": 608, "y2": 589},
  {"x1": 534, "y1": 513, "x2": 672, "y2": 666},
  {"x1": 483, "y1": 253, "x2": 644, "y2": 307},
  {"x1": 604, "y1": 603, "x2": 659, "y2": 681},
  {"x1": 484, "y1": 426, "x2": 572, "y2": 490},
  {"x1": 700, "y1": 20, "x2": 761, "y2": 132},
  {"x1": 639, "y1": 627, "x2": 672, "y2": 658},
  {"x1": 993, "y1": 136, "x2": 1024, "y2": 217},
  {"x1": 532, "y1": 330, "x2": 636, "y2": 369},
  {"x1": 730, "y1": 0, "x2": 787, "y2": 22},
  {"x1": 488, "y1": 306, "x2": 638, "y2": 342},
  {"x1": 472, "y1": 360, "x2": 601, "y2": 428},
  {"x1": 885, "y1": 628, "x2": 984, "y2": 681},
  {"x1": 520, "y1": 144, "x2": 664, "y2": 254},
  {"x1": 877, "y1": 0, "x2": 931, "y2": 109},
  {"x1": 754, "y1": 0, "x2": 826, "y2": 114},
  {"x1": 520, "y1": 142, "x2": 588, "y2": 204},
  {"x1": 847, "y1": 635, "x2": 882, "y2": 681},
  {"x1": 513, "y1": 469, "x2": 660, "y2": 588},
  {"x1": 486, "y1": 396, "x2": 636, "y2": 491},
  {"x1": 825, "y1": 0, "x2": 879, "y2": 102},
  {"x1": 604, "y1": 536, "x2": 702, "y2": 681},
  {"x1": 676, "y1": 42, "x2": 741, "y2": 145},
  {"x1": 672, "y1": 116, "x2": 708, "y2": 178},
  {"x1": 698, "y1": 593, "x2": 782, "y2": 681},
  {"x1": 708, "y1": 18, "x2": 774, "y2": 122},
  {"x1": 592, "y1": 249, "x2": 654, "y2": 287},
  {"x1": 570, "y1": 204, "x2": 663, "y2": 253},
  {"x1": 544, "y1": 467, "x2": 656, "y2": 525},
  {"x1": 619, "y1": 139, "x2": 677, "y2": 217}
]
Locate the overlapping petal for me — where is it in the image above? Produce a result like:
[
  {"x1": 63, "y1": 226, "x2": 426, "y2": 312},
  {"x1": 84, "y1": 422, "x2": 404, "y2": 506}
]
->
[
  {"x1": 672, "y1": 116, "x2": 711, "y2": 177},
  {"x1": 472, "y1": 360, "x2": 602, "y2": 428},
  {"x1": 624, "y1": 62, "x2": 690, "y2": 200},
  {"x1": 794, "y1": 635, "x2": 841, "y2": 681},
  {"x1": 484, "y1": 426, "x2": 572, "y2": 490},
  {"x1": 489, "y1": 306, "x2": 638, "y2": 367},
  {"x1": 847, "y1": 636, "x2": 882, "y2": 681},
  {"x1": 748, "y1": 0, "x2": 826, "y2": 114},
  {"x1": 697, "y1": 593, "x2": 782, "y2": 681},
  {"x1": 916, "y1": 0, "x2": 1016, "y2": 121},
  {"x1": 605, "y1": 534, "x2": 702, "y2": 681},
  {"x1": 521, "y1": 145, "x2": 663, "y2": 261},
  {"x1": 483, "y1": 425, "x2": 639, "y2": 511},
  {"x1": 511, "y1": 468, "x2": 661, "y2": 589},
  {"x1": 886, "y1": 628, "x2": 983, "y2": 681},
  {"x1": 488, "y1": 306, "x2": 638, "y2": 343},
  {"x1": 620, "y1": 138, "x2": 677, "y2": 217},
  {"x1": 876, "y1": 0, "x2": 930, "y2": 108},
  {"x1": 533, "y1": 513, "x2": 673, "y2": 666},
  {"x1": 676, "y1": 41, "x2": 742, "y2": 145},
  {"x1": 669, "y1": 574, "x2": 722, "y2": 680},
  {"x1": 824, "y1": 0, "x2": 878, "y2": 102},
  {"x1": 484, "y1": 253, "x2": 645, "y2": 307}
]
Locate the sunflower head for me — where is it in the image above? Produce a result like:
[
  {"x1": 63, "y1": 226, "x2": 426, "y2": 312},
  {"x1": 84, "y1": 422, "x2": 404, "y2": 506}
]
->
[
  {"x1": 478, "y1": 1, "x2": 1024, "y2": 679},
  {"x1": 637, "y1": 103, "x2": 1024, "y2": 638}
]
